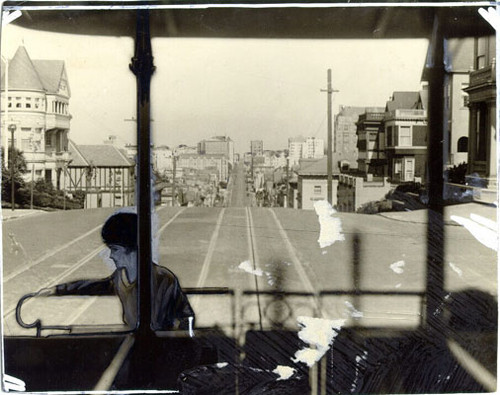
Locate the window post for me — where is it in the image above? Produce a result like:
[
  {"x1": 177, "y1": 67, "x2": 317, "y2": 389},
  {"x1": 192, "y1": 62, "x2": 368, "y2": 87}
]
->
[{"x1": 129, "y1": 9, "x2": 155, "y2": 338}]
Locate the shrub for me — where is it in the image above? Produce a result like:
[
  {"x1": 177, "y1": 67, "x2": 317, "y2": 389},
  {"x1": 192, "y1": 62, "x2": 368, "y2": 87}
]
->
[{"x1": 446, "y1": 162, "x2": 467, "y2": 185}]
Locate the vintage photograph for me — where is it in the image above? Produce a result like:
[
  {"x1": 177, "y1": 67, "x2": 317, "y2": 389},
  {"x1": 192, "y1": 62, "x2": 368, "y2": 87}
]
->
[{"x1": 0, "y1": 3, "x2": 497, "y2": 394}]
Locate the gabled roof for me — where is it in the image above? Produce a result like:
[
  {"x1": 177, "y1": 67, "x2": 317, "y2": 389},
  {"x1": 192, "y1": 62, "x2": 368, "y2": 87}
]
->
[
  {"x1": 1, "y1": 46, "x2": 44, "y2": 91},
  {"x1": 1, "y1": 46, "x2": 69, "y2": 95},
  {"x1": 32, "y1": 60, "x2": 66, "y2": 94},
  {"x1": 385, "y1": 91, "x2": 421, "y2": 112},
  {"x1": 418, "y1": 89, "x2": 429, "y2": 111},
  {"x1": 297, "y1": 156, "x2": 340, "y2": 176},
  {"x1": 69, "y1": 141, "x2": 134, "y2": 168}
]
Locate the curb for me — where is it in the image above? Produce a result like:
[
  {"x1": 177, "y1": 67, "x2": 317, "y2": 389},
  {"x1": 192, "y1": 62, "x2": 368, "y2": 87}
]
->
[{"x1": 377, "y1": 212, "x2": 461, "y2": 227}]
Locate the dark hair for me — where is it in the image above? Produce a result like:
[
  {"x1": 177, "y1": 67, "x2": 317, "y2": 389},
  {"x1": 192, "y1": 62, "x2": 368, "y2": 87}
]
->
[{"x1": 101, "y1": 212, "x2": 137, "y2": 249}]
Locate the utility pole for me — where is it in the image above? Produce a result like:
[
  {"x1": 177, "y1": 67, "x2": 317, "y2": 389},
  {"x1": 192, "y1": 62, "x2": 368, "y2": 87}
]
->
[
  {"x1": 172, "y1": 155, "x2": 176, "y2": 207},
  {"x1": 285, "y1": 158, "x2": 289, "y2": 208},
  {"x1": 3, "y1": 55, "x2": 9, "y2": 168},
  {"x1": 30, "y1": 163, "x2": 34, "y2": 209},
  {"x1": 321, "y1": 69, "x2": 339, "y2": 206},
  {"x1": 9, "y1": 124, "x2": 17, "y2": 211}
]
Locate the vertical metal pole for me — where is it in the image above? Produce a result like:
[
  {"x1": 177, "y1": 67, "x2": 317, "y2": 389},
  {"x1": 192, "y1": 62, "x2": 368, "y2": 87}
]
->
[
  {"x1": 327, "y1": 70, "x2": 333, "y2": 205},
  {"x1": 321, "y1": 70, "x2": 338, "y2": 206},
  {"x1": 10, "y1": 125, "x2": 15, "y2": 211},
  {"x1": 425, "y1": 14, "x2": 446, "y2": 335},
  {"x1": 129, "y1": 9, "x2": 155, "y2": 336},
  {"x1": 3, "y1": 56, "x2": 9, "y2": 169},
  {"x1": 172, "y1": 155, "x2": 176, "y2": 207},
  {"x1": 285, "y1": 158, "x2": 289, "y2": 208},
  {"x1": 63, "y1": 165, "x2": 67, "y2": 210},
  {"x1": 30, "y1": 164, "x2": 34, "y2": 209}
]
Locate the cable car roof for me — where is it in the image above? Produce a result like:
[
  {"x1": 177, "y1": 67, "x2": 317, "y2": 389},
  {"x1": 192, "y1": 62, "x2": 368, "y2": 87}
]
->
[{"x1": 3, "y1": 3, "x2": 495, "y2": 39}]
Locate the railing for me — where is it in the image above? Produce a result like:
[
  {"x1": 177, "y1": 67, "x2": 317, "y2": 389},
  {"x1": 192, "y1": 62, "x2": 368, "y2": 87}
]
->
[
  {"x1": 470, "y1": 63, "x2": 496, "y2": 85},
  {"x1": 387, "y1": 109, "x2": 427, "y2": 120}
]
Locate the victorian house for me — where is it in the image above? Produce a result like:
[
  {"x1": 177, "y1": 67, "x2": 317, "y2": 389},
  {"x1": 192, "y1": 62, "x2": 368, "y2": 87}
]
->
[
  {"x1": 383, "y1": 91, "x2": 428, "y2": 184},
  {"x1": 356, "y1": 107, "x2": 386, "y2": 176},
  {"x1": 464, "y1": 35, "x2": 496, "y2": 188},
  {"x1": 1, "y1": 46, "x2": 71, "y2": 188}
]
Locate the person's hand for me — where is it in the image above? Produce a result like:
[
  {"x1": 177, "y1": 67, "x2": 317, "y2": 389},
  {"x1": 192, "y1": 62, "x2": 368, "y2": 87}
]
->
[{"x1": 36, "y1": 287, "x2": 56, "y2": 297}]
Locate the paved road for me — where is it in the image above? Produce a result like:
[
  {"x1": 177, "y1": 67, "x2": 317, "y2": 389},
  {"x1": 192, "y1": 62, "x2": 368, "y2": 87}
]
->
[
  {"x1": 2, "y1": 204, "x2": 497, "y2": 337},
  {"x1": 228, "y1": 162, "x2": 249, "y2": 207}
]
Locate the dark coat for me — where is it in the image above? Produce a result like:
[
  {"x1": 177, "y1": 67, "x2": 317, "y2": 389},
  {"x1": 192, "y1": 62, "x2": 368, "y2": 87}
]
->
[{"x1": 55, "y1": 263, "x2": 194, "y2": 331}]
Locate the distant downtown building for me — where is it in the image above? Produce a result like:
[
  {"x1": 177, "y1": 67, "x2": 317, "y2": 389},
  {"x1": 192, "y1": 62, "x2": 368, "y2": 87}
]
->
[
  {"x1": 1, "y1": 45, "x2": 71, "y2": 188},
  {"x1": 250, "y1": 140, "x2": 263, "y2": 156},
  {"x1": 288, "y1": 136, "x2": 324, "y2": 165},
  {"x1": 177, "y1": 153, "x2": 229, "y2": 182},
  {"x1": 334, "y1": 106, "x2": 365, "y2": 170},
  {"x1": 198, "y1": 136, "x2": 235, "y2": 163}
]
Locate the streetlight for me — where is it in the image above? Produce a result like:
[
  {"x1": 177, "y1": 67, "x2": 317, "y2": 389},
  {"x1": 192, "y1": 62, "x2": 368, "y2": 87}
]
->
[{"x1": 9, "y1": 123, "x2": 17, "y2": 211}]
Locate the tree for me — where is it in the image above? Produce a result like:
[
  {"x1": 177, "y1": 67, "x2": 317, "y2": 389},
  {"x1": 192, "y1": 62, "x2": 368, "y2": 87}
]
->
[{"x1": 1, "y1": 147, "x2": 28, "y2": 206}]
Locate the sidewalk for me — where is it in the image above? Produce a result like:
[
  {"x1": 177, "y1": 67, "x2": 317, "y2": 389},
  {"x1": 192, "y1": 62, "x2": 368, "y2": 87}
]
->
[
  {"x1": 378, "y1": 202, "x2": 498, "y2": 225},
  {"x1": 1, "y1": 208, "x2": 47, "y2": 222}
]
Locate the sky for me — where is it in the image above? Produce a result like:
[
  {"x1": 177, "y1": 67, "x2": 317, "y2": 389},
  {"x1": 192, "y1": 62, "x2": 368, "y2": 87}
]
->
[{"x1": 1, "y1": 15, "x2": 429, "y2": 154}]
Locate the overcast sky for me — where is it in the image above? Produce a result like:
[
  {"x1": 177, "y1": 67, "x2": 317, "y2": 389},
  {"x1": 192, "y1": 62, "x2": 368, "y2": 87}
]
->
[{"x1": 2, "y1": 19, "x2": 428, "y2": 154}]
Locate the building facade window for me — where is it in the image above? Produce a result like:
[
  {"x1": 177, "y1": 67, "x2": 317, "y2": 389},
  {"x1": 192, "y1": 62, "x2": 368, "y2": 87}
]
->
[
  {"x1": 314, "y1": 185, "x2": 322, "y2": 195},
  {"x1": 399, "y1": 126, "x2": 412, "y2": 147},
  {"x1": 394, "y1": 159, "x2": 402, "y2": 175},
  {"x1": 457, "y1": 136, "x2": 468, "y2": 153},
  {"x1": 476, "y1": 37, "x2": 488, "y2": 69},
  {"x1": 461, "y1": 83, "x2": 469, "y2": 108},
  {"x1": 404, "y1": 157, "x2": 415, "y2": 181},
  {"x1": 45, "y1": 133, "x2": 52, "y2": 148},
  {"x1": 387, "y1": 126, "x2": 393, "y2": 146},
  {"x1": 22, "y1": 139, "x2": 31, "y2": 151}
]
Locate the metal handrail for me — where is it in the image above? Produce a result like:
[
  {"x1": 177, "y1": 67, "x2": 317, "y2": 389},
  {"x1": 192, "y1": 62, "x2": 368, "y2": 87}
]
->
[
  {"x1": 15, "y1": 287, "x2": 236, "y2": 337},
  {"x1": 15, "y1": 292, "x2": 72, "y2": 337}
]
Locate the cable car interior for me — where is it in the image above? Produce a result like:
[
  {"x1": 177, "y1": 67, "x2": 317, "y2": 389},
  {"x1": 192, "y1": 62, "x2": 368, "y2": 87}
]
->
[{"x1": 1, "y1": 2, "x2": 497, "y2": 394}]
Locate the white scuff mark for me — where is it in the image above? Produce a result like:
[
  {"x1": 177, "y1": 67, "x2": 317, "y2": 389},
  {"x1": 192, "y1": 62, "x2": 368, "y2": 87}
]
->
[
  {"x1": 3, "y1": 374, "x2": 26, "y2": 392},
  {"x1": 2, "y1": 10, "x2": 22, "y2": 26},
  {"x1": 188, "y1": 316, "x2": 195, "y2": 337},
  {"x1": 395, "y1": 283, "x2": 402, "y2": 289},
  {"x1": 448, "y1": 262, "x2": 463, "y2": 277},
  {"x1": 322, "y1": 250, "x2": 328, "y2": 255},
  {"x1": 273, "y1": 365, "x2": 295, "y2": 381},
  {"x1": 390, "y1": 260, "x2": 405, "y2": 274},
  {"x1": 292, "y1": 316, "x2": 346, "y2": 367},
  {"x1": 451, "y1": 214, "x2": 498, "y2": 251},
  {"x1": 470, "y1": 214, "x2": 498, "y2": 232},
  {"x1": 238, "y1": 260, "x2": 264, "y2": 276},
  {"x1": 216, "y1": 362, "x2": 228, "y2": 368},
  {"x1": 351, "y1": 351, "x2": 368, "y2": 392},
  {"x1": 479, "y1": 7, "x2": 500, "y2": 30},
  {"x1": 314, "y1": 200, "x2": 345, "y2": 248},
  {"x1": 344, "y1": 301, "x2": 363, "y2": 318},
  {"x1": 293, "y1": 348, "x2": 325, "y2": 367}
]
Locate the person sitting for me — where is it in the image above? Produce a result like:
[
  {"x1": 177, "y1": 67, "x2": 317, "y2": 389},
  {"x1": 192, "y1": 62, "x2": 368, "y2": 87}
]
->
[{"x1": 39, "y1": 210, "x2": 195, "y2": 331}]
